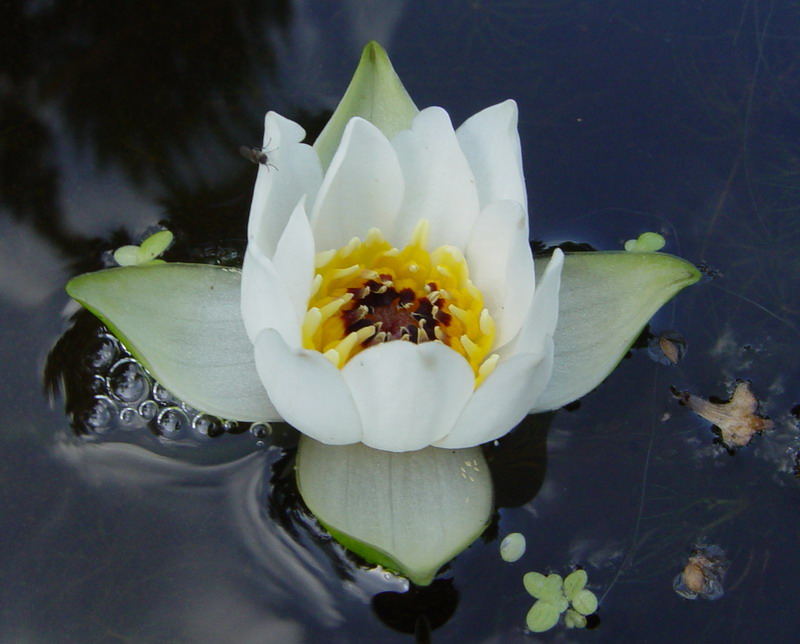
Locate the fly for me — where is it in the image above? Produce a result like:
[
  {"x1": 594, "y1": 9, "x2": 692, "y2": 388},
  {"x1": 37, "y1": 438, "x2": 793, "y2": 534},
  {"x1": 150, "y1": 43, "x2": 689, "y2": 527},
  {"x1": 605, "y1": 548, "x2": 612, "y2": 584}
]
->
[{"x1": 240, "y1": 138, "x2": 278, "y2": 171}]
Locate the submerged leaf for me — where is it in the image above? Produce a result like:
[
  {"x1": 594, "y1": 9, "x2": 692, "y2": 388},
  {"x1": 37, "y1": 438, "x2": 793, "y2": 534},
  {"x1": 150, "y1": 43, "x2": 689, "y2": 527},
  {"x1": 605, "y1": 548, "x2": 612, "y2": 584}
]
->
[
  {"x1": 295, "y1": 436, "x2": 493, "y2": 586},
  {"x1": 532, "y1": 251, "x2": 701, "y2": 412},
  {"x1": 66, "y1": 264, "x2": 279, "y2": 421}
]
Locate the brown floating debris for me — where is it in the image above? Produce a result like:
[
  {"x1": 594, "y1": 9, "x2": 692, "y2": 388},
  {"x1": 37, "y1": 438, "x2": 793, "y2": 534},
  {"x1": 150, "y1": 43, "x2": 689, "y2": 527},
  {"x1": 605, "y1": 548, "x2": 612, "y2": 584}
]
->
[
  {"x1": 673, "y1": 545, "x2": 728, "y2": 600},
  {"x1": 648, "y1": 331, "x2": 687, "y2": 365},
  {"x1": 673, "y1": 380, "x2": 774, "y2": 449}
]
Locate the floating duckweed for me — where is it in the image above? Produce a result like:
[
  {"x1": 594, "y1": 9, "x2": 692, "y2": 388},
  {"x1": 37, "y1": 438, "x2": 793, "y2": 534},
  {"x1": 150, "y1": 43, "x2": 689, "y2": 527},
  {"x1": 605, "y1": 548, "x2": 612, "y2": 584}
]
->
[
  {"x1": 499, "y1": 532, "x2": 526, "y2": 562},
  {"x1": 526, "y1": 598, "x2": 562, "y2": 633},
  {"x1": 522, "y1": 568, "x2": 598, "y2": 633},
  {"x1": 624, "y1": 231, "x2": 666, "y2": 252},
  {"x1": 112, "y1": 245, "x2": 142, "y2": 266},
  {"x1": 563, "y1": 569, "x2": 588, "y2": 599},
  {"x1": 524, "y1": 572, "x2": 564, "y2": 601},
  {"x1": 113, "y1": 230, "x2": 173, "y2": 266},
  {"x1": 564, "y1": 608, "x2": 587, "y2": 629},
  {"x1": 139, "y1": 230, "x2": 173, "y2": 260},
  {"x1": 571, "y1": 588, "x2": 598, "y2": 615}
]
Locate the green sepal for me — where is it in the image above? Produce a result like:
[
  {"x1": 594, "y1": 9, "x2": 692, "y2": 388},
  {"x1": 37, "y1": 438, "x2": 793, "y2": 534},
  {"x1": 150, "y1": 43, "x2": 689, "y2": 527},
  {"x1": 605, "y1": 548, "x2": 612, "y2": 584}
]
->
[
  {"x1": 532, "y1": 251, "x2": 701, "y2": 412},
  {"x1": 65, "y1": 263, "x2": 278, "y2": 422},
  {"x1": 313, "y1": 41, "x2": 418, "y2": 170},
  {"x1": 296, "y1": 436, "x2": 493, "y2": 586}
]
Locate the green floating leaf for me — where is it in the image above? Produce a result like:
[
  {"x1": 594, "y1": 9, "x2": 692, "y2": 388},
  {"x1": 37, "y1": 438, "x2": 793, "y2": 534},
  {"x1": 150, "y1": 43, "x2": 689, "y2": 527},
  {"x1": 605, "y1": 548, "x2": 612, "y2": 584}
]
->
[
  {"x1": 113, "y1": 231, "x2": 173, "y2": 267},
  {"x1": 624, "y1": 231, "x2": 666, "y2": 252},
  {"x1": 564, "y1": 608, "x2": 587, "y2": 629},
  {"x1": 526, "y1": 599, "x2": 562, "y2": 633},
  {"x1": 572, "y1": 588, "x2": 599, "y2": 616},
  {"x1": 499, "y1": 532, "x2": 526, "y2": 562},
  {"x1": 139, "y1": 230, "x2": 173, "y2": 261},
  {"x1": 66, "y1": 263, "x2": 279, "y2": 422},
  {"x1": 523, "y1": 572, "x2": 564, "y2": 602},
  {"x1": 532, "y1": 251, "x2": 701, "y2": 412},
  {"x1": 113, "y1": 245, "x2": 143, "y2": 267},
  {"x1": 296, "y1": 436, "x2": 493, "y2": 586},
  {"x1": 564, "y1": 569, "x2": 588, "y2": 600},
  {"x1": 314, "y1": 41, "x2": 418, "y2": 170}
]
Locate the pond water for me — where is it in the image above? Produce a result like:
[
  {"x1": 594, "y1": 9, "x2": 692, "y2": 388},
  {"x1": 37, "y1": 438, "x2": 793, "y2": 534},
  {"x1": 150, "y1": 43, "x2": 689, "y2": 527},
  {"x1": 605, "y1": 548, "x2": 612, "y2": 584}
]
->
[{"x1": 2, "y1": 1, "x2": 799, "y2": 642}]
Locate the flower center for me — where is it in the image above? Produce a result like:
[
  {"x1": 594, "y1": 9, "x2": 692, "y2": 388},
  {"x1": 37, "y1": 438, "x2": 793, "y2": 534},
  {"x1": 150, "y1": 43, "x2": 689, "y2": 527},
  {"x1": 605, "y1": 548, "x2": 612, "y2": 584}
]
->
[{"x1": 302, "y1": 220, "x2": 498, "y2": 386}]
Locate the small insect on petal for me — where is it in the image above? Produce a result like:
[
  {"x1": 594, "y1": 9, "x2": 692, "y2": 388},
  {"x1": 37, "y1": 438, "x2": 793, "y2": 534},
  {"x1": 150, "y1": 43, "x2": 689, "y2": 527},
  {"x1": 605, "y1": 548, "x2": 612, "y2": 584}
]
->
[{"x1": 240, "y1": 137, "x2": 278, "y2": 172}]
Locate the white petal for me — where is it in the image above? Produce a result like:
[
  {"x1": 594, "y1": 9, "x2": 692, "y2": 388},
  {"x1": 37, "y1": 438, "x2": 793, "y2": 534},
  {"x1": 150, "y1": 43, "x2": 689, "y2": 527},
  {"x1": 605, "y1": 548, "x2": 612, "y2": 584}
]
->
[
  {"x1": 272, "y1": 197, "x2": 316, "y2": 329},
  {"x1": 240, "y1": 244, "x2": 302, "y2": 347},
  {"x1": 341, "y1": 342, "x2": 474, "y2": 452},
  {"x1": 248, "y1": 112, "x2": 323, "y2": 258},
  {"x1": 435, "y1": 340, "x2": 554, "y2": 449},
  {"x1": 509, "y1": 249, "x2": 563, "y2": 358},
  {"x1": 530, "y1": 251, "x2": 701, "y2": 412},
  {"x1": 456, "y1": 100, "x2": 527, "y2": 211},
  {"x1": 66, "y1": 264, "x2": 280, "y2": 422},
  {"x1": 310, "y1": 117, "x2": 404, "y2": 252},
  {"x1": 254, "y1": 329, "x2": 363, "y2": 444},
  {"x1": 391, "y1": 107, "x2": 481, "y2": 250},
  {"x1": 466, "y1": 200, "x2": 534, "y2": 348}
]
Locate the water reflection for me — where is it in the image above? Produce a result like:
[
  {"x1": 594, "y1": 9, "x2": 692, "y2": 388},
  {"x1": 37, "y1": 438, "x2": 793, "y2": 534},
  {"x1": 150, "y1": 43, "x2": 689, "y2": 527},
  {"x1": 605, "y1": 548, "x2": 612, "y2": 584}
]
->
[
  {"x1": 373, "y1": 580, "x2": 458, "y2": 640},
  {"x1": 49, "y1": 441, "x2": 342, "y2": 641},
  {"x1": 7, "y1": 0, "x2": 800, "y2": 640},
  {"x1": 0, "y1": 0, "x2": 294, "y2": 272}
]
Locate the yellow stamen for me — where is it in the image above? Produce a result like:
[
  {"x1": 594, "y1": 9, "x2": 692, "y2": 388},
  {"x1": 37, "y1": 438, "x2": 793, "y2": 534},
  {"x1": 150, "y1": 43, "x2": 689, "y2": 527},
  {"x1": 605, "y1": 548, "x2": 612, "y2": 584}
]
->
[
  {"x1": 476, "y1": 353, "x2": 500, "y2": 387},
  {"x1": 304, "y1": 220, "x2": 496, "y2": 387}
]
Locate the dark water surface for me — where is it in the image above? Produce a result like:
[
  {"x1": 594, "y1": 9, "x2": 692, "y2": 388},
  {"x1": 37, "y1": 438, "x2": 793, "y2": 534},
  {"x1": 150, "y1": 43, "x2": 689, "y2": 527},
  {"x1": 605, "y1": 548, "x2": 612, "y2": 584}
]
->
[{"x1": 2, "y1": 1, "x2": 799, "y2": 642}]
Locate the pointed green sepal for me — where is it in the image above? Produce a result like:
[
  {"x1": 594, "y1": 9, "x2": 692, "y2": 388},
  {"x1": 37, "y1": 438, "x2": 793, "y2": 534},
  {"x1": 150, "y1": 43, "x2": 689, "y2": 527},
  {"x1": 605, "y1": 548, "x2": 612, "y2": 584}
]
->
[
  {"x1": 296, "y1": 436, "x2": 493, "y2": 585},
  {"x1": 66, "y1": 263, "x2": 279, "y2": 422},
  {"x1": 313, "y1": 41, "x2": 418, "y2": 170},
  {"x1": 532, "y1": 251, "x2": 701, "y2": 411}
]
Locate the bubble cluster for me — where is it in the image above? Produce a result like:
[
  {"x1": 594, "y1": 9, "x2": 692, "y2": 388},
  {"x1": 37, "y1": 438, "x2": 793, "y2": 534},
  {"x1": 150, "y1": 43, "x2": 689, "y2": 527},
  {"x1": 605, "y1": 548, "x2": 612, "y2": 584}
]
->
[{"x1": 66, "y1": 329, "x2": 271, "y2": 442}]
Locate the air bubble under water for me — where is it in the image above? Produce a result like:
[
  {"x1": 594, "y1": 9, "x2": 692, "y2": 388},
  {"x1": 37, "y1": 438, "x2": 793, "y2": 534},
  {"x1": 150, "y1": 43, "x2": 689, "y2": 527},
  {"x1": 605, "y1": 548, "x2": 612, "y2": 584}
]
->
[
  {"x1": 157, "y1": 407, "x2": 189, "y2": 434},
  {"x1": 107, "y1": 358, "x2": 149, "y2": 404},
  {"x1": 53, "y1": 318, "x2": 270, "y2": 444},
  {"x1": 85, "y1": 395, "x2": 116, "y2": 431}
]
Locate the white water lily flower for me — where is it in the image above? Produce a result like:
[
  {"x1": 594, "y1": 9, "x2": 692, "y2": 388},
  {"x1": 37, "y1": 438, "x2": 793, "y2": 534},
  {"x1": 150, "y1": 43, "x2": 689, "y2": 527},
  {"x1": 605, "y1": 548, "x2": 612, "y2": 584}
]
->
[
  {"x1": 241, "y1": 102, "x2": 564, "y2": 452},
  {"x1": 65, "y1": 42, "x2": 700, "y2": 455}
]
